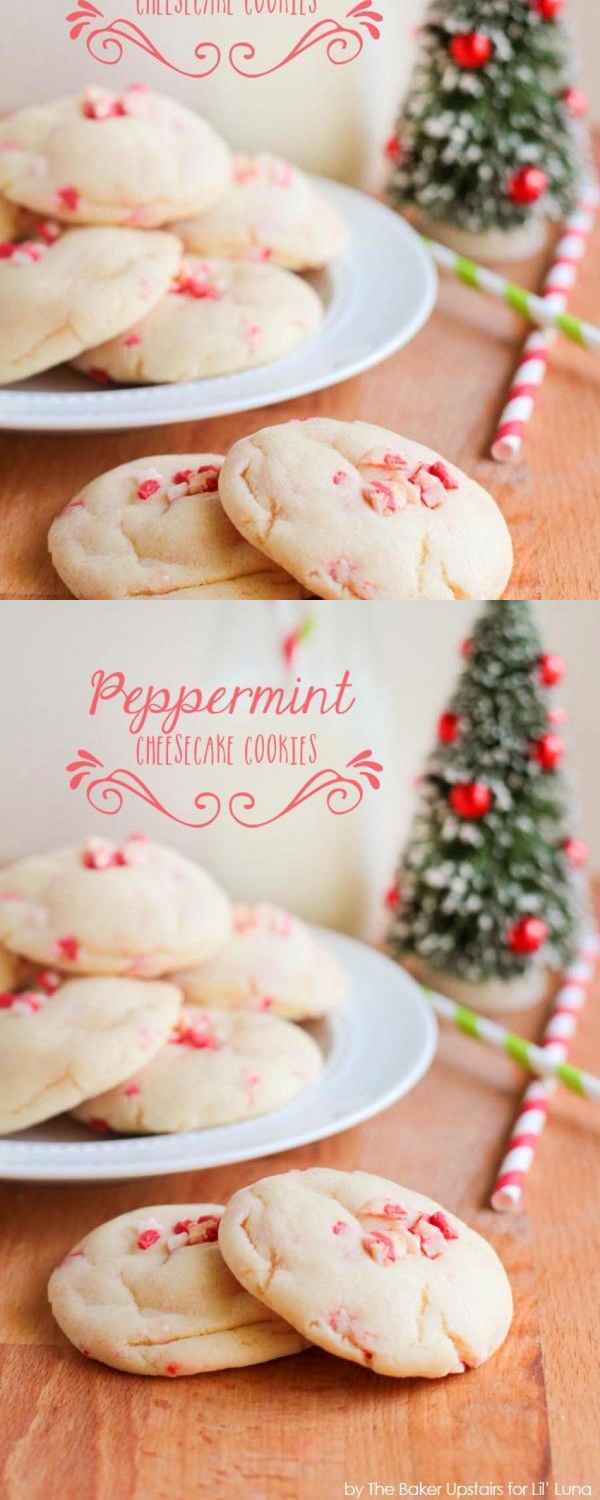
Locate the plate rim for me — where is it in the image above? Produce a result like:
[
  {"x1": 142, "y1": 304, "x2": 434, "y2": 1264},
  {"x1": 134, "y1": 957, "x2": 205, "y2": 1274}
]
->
[
  {"x1": 0, "y1": 181, "x2": 437, "y2": 432},
  {"x1": 0, "y1": 930, "x2": 438, "y2": 1182}
]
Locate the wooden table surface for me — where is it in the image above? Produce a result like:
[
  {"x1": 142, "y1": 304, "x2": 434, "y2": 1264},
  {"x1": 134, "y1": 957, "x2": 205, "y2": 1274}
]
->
[
  {"x1": 1, "y1": 891, "x2": 599, "y2": 1500},
  {"x1": 1, "y1": 197, "x2": 599, "y2": 601}
]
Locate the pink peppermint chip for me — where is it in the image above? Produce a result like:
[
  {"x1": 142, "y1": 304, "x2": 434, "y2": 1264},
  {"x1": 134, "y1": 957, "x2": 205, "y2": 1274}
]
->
[
  {"x1": 362, "y1": 447, "x2": 408, "y2": 471},
  {"x1": 137, "y1": 1228, "x2": 161, "y2": 1251},
  {"x1": 136, "y1": 476, "x2": 162, "y2": 501},
  {"x1": 360, "y1": 1198, "x2": 408, "y2": 1222},
  {"x1": 363, "y1": 1230, "x2": 406, "y2": 1265},
  {"x1": 123, "y1": 1081, "x2": 141, "y2": 1097},
  {"x1": 56, "y1": 186, "x2": 80, "y2": 212},
  {"x1": 36, "y1": 969, "x2": 61, "y2": 994},
  {"x1": 56, "y1": 936, "x2": 80, "y2": 962},
  {"x1": 174, "y1": 1023, "x2": 221, "y2": 1050},
  {"x1": 82, "y1": 842, "x2": 125, "y2": 870},
  {"x1": 175, "y1": 273, "x2": 221, "y2": 300},
  {"x1": 363, "y1": 480, "x2": 405, "y2": 516}
]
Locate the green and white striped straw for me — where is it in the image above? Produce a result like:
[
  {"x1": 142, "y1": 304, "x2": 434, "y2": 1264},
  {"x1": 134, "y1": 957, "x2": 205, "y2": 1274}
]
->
[
  {"x1": 425, "y1": 989, "x2": 600, "y2": 1103},
  {"x1": 424, "y1": 238, "x2": 600, "y2": 353}
]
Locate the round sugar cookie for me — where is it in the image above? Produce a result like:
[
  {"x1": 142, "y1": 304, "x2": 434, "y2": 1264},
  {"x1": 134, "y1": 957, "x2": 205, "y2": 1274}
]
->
[
  {"x1": 218, "y1": 418, "x2": 513, "y2": 600},
  {"x1": 0, "y1": 226, "x2": 180, "y2": 385},
  {"x1": 219, "y1": 1168, "x2": 514, "y2": 1379},
  {"x1": 0, "y1": 836, "x2": 231, "y2": 976},
  {"x1": 0, "y1": 88, "x2": 232, "y2": 226},
  {"x1": 48, "y1": 454, "x2": 307, "y2": 600},
  {"x1": 72, "y1": 256, "x2": 322, "y2": 385},
  {"x1": 175, "y1": 903, "x2": 348, "y2": 1020},
  {"x1": 172, "y1": 152, "x2": 347, "y2": 270},
  {"x1": 73, "y1": 1005, "x2": 323, "y2": 1133},
  {"x1": 0, "y1": 975, "x2": 181, "y2": 1135},
  {"x1": 48, "y1": 1204, "x2": 307, "y2": 1375}
]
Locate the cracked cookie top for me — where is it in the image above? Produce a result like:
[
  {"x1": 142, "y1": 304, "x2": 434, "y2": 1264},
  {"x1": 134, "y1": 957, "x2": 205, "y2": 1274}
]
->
[
  {"x1": 218, "y1": 1167, "x2": 513, "y2": 1379},
  {"x1": 0, "y1": 88, "x2": 232, "y2": 226},
  {"x1": 172, "y1": 151, "x2": 347, "y2": 271},
  {"x1": 48, "y1": 1202, "x2": 307, "y2": 1375},
  {"x1": 218, "y1": 418, "x2": 513, "y2": 600},
  {"x1": 72, "y1": 255, "x2": 323, "y2": 385},
  {"x1": 0, "y1": 225, "x2": 180, "y2": 384},
  {"x1": 0, "y1": 837, "x2": 232, "y2": 976},
  {"x1": 48, "y1": 454, "x2": 307, "y2": 600},
  {"x1": 72, "y1": 1003, "x2": 323, "y2": 1134},
  {"x1": 0, "y1": 975, "x2": 181, "y2": 1134}
]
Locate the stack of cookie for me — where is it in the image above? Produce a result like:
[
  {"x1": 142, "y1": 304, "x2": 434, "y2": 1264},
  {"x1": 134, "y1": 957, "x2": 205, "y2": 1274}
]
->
[
  {"x1": 0, "y1": 835, "x2": 347, "y2": 1138},
  {"x1": 48, "y1": 419, "x2": 514, "y2": 600},
  {"x1": 0, "y1": 86, "x2": 347, "y2": 388},
  {"x1": 47, "y1": 1167, "x2": 514, "y2": 1381}
]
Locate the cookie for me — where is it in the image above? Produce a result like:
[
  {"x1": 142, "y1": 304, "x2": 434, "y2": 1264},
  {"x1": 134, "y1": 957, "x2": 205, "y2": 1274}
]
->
[
  {"x1": 0, "y1": 226, "x2": 180, "y2": 385},
  {"x1": 72, "y1": 256, "x2": 322, "y2": 385},
  {"x1": 73, "y1": 1005, "x2": 322, "y2": 1133},
  {"x1": 48, "y1": 454, "x2": 307, "y2": 600},
  {"x1": 0, "y1": 836, "x2": 231, "y2": 976},
  {"x1": 175, "y1": 903, "x2": 347, "y2": 1021},
  {"x1": 218, "y1": 418, "x2": 513, "y2": 600},
  {"x1": 0, "y1": 87, "x2": 232, "y2": 227},
  {"x1": 48, "y1": 1204, "x2": 307, "y2": 1375},
  {"x1": 0, "y1": 975, "x2": 181, "y2": 1135},
  {"x1": 0, "y1": 196, "x2": 25, "y2": 241},
  {"x1": 172, "y1": 152, "x2": 347, "y2": 271},
  {"x1": 0, "y1": 944, "x2": 20, "y2": 991},
  {"x1": 219, "y1": 1168, "x2": 514, "y2": 1379}
]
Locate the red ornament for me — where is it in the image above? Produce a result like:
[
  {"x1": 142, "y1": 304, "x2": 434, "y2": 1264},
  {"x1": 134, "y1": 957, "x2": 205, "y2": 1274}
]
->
[
  {"x1": 531, "y1": 733, "x2": 565, "y2": 770},
  {"x1": 460, "y1": 638, "x2": 472, "y2": 660},
  {"x1": 563, "y1": 838, "x2": 589, "y2": 867},
  {"x1": 547, "y1": 706, "x2": 567, "y2": 726},
  {"x1": 449, "y1": 32, "x2": 493, "y2": 69},
  {"x1": 384, "y1": 131, "x2": 401, "y2": 160},
  {"x1": 532, "y1": 0, "x2": 563, "y2": 17},
  {"x1": 385, "y1": 881, "x2": 401, "y2": 910},
  {"x1": 563, "y1": 87, "x2": 589, "y2": 118},
  {"x1": 438, "y1": 712, "x2": 460, "y2": 745},
  {"x1": 450, "y1": 783, "x2": 493, "y2": 819},
  {"x1": 538, "y1": 652, "x2": 566, "y2": 687},
  {"x1": 507, "y1": 916, "x2": 548, "y2": 954},
  {"x1": 507, "y1": 166, "x2": 548, "y2": 204}
]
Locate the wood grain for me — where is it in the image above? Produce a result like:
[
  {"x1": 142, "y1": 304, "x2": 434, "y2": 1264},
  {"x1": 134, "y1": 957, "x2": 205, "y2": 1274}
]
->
[
  {"x1": 1, "y1": 890, "x2": 599, "y2": 1500},
  {"x1": 1, "y1": 173, "x2": 599, "y2": 601}
]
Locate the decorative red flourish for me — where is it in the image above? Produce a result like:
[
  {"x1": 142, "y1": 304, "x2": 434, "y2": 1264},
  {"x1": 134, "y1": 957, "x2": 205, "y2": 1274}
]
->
[
  {"x1": 229, "y1": 3, "x2": 382, "y2": 78},
  {"x1": 66, "y1": 750, "x2": 221, "y2": 828},
  {"x1": 228, "y1": 749, "x2": 383, "y2": 829},
  {"x1": 66, "y1": 2, "x2": 221, "y2": 77}
]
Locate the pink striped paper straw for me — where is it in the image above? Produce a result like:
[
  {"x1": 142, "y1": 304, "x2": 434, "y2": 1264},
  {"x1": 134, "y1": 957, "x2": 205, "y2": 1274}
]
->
[
  {"x1": 491, "y1": 930, "x2": 600, "y2": 1212},
  {"x1": 491, "y1": 182, "x2": 600, "y2": 463}
]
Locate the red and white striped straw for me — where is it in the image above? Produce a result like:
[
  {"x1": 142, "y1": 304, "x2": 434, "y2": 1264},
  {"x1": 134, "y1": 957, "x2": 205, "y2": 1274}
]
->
[
  {"x1": 491, "y1": 930, "x2": 600, "y2": 1213},
  {"x1": 491, "y1": 182, "x2": 600, "y2": 463}
]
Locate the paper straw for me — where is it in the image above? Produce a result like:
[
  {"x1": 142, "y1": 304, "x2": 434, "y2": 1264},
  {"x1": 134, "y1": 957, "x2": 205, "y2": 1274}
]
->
[
  {"x1": 424, "y1": 237, "x2": 600, "y2": 352},
  {"x1": 491, "y1": 931, "x2": 600, "y2": 1212},
  {"x1": 492, "y1": 184, "x2": 600, "y2": 462},
  {"x1": 425, "y1": 987, "x2": 600, "y2": 1103}
]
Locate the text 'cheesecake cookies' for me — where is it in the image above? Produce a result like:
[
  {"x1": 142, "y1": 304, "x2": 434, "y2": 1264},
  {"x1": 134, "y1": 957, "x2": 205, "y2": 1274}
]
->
[
  {"x1": 0, "y1": 836, "x2": 231, "y2": 976},
  {"x1": 218, "y1": 418, "x2": 513, "y2": 600},
  {"x1": 73, "y1": 256, "x2": 322, "y2": 385},
  {"x1": 219, "y1": 1167, "x2": 514, "y2": 1379},
  {"x1": 49, "y1": 1204, "x2": 307, "y2": 1376},
  {"x1": 0, "y1": 87, "x2": 232, "y2": 227},
  {"x1": 49, "y1": 455, "x2": 307, "y2": 600},
  {"x1": 73, "y1": 1005, "x2": 323, "y2": 1134},
  {"x1": 0, "y1": 975, "x2": 181, "y2": 1135}
]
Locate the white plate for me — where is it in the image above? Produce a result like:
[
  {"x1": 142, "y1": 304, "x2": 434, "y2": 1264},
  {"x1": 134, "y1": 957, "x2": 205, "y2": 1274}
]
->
[
  {"x1": 0, "y1": 931, "x2": 437, "y2": 1183},
  {"x1": 0, "y1": 182, "x2": 437, "y2": 433}
]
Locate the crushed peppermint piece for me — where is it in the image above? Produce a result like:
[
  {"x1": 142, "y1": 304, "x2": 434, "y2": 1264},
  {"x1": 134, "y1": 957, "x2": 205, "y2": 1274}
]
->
[
  {"x1": 363, "y1": 480, "x2": 405, "y2": 515},
  {"x1": 56, "y1": 936, "x2": 80, "y2": 962},
  {"x1": 360, "y1": 1198, "x2": 408, "y2": 1222},
  {"x1": 363, "y1": 1230, "x2": 406, "y2": 1265},
  {"x1": 362, "y1": 447, "x2": 408, "y2": 471},
  {"x1": 56, "y1": 186, "x2": 80, "y2": 212},
  {"x1": 137, "y1": 1228, "x2": 161, "y2": 1250},
  {"x1": 36, "y1": 969, "x2": 61, "y2": 994}
]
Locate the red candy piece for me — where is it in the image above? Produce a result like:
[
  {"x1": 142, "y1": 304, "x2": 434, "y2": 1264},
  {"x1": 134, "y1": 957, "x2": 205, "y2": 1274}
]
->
[
  {"x1": 384, "y1": 131, "x2": 401, "y2": 160},
  {"x1": 83, "y1": 844, "x2": 126, "y2": 870},
  {"x1": 175, "y1": 1025, "x2": 220, "y2": 1050},
  {"x1": 507, "y1": 916, "x2": 548, "y2": 954},
  {"x1": 173, "y1": 1218, "x2": 193, "y2": 1236},
  {"x1": 87, "y1": 1116, "x2": 111, "y2": 1134},
  {"x1": 449, "y1": 782, "x2": 493, "y2": 819},
  {"x1": 332, "y1": 1220, "x2": 349, "y2": 1234},
  {"x1": 426, "y1": 461, "x2": 459, "y2": 491},
  {"x1": 384, "y1": 881, "x2": 401, "y2": 910},
  {"x1": 86, "y1": 367, "x2": 112, "y2": 385},
  {"x1": 123, "y1": 1081, "x2": 141, "y2": 1097},
  {"x1": 426, "y1": 1211, "x2": 459, "y2": 1241},
  {"x1": 137, "y1": 478, "x2": 162, "y2": 501},
  {"x1": 36, "y1": 969, "x2": 61, "y2": 994},
  {"x1": 137, "y1": 1228, "x2": 161, "y2": 1250},
  {"x1": 56, "y1": 186, "x2": 80, "y2": 212},
  {"x1": 56, "y1": 936, "x2": 80, "y2": 962},
  {"x1": 176, "y1": 275, "x2": 220, "y2": 299}
]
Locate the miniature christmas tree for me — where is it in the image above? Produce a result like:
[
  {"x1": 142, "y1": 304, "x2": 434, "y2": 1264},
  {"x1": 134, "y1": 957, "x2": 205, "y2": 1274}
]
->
[
  {"x1": 388, "y1": 0, "x2": 588, "y2": 253},
  {"x1": 387, "y1": 603, "x2": 585, "y2": 1010}
]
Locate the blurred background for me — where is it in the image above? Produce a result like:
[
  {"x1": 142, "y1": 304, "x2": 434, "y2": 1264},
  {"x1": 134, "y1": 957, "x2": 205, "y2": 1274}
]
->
[
  {"x1": 2, "y1": 1, "x2": 598, "y2": 185},
  {"x1": 1, "y1": 602, "x2": 597, "y2": 939}
]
